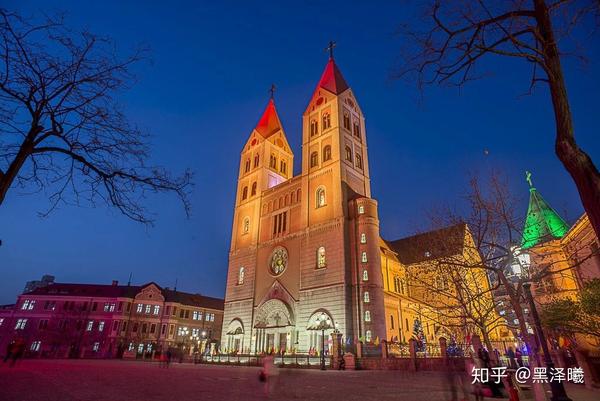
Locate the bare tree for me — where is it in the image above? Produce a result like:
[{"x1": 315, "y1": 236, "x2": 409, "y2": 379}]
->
[
  {"x1": 416, "y1": 172, "x2": 592, "y2": 368},
  {"x1": 397, "y1": 0, "x2": 600, "y2": 239},
  {"x1": 403, "y1": 226, "x2": 506, "y2": 351},
  {"x1": 0, "y1": 10, "x2": 192, "y2": 224}
]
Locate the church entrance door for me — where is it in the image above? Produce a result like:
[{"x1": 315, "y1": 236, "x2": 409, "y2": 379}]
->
[
  {"x1": 279, "y1": 334, "x2": 287, "y2": 352},
  {"x1": 266, "y1": 334, "x2": 275, "y2": 351}
]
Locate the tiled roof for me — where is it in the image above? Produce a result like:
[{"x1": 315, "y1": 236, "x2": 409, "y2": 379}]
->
[
  {"x1": 254, "y1": 98, "x2": 283, "y2": 138},
  {"x1": 26, "y1": 283, "x2": 140, "y2": 298},
  {"x1": 385, "y1": 223, "x2": 467, "y2": 265},
  {"x1": 317, "y1": 58, "x2": 349, "y2": 95},
  {"x1": 163, "y1": 289, "x2": 224, "y2": 310},
  {"x1": 25, "y1": 282, "x2": 224, "y2": 310}
]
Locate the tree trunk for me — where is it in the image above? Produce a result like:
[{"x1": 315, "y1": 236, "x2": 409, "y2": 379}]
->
[
  {"x1": 534, "y1": 0, "x2": 600, "y2": 238},
  {"x1": 0, "y1": 135, "x2": 35, "y2": 205}
]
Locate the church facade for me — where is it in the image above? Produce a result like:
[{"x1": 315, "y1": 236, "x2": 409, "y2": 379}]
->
[{"x1": 220, "y1": 55, "x2": 496, "y2": 354}]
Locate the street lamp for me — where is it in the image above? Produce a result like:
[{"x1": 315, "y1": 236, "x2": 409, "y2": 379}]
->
[
  {"x1": 315, "y1": 312, "x2": 333, "y2": 370},
  {"x1": 523, "y1": 282, "x2": 571, "y2": 401}
]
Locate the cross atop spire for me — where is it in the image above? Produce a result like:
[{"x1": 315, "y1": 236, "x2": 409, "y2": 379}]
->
[
  {"x1": 325, "y1": 40, "x2": 336, "y2": 60},
  {"x1": 269, "y1": 83, "x2": 276, "y2": 100},
  {"x1": 525, "y1": 171, "x2": 533, "y2": 188}
]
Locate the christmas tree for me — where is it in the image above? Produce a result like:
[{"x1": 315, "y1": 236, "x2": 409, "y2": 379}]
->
[
  {"x1": 412, "y1": 319, "x2": 426, "y2": 352},
  {"x1": 446, "y1": 334, "x2": 463, "y2": 357}
]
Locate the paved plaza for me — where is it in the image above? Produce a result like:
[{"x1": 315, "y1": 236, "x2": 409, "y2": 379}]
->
[{"x1": 0, "y1": 359, "x2": 597, "y2": 401}]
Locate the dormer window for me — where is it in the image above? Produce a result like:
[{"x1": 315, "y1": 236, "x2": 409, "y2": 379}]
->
[
  {"x1": 322, "y1": 112, "x2": 331, "y2": 130},
  {"x1": 310, "y1": 151, "x2": 319, "y2": 168},
  {"x1": 310, "y1": 120, "x2": 318, "y2": 137}
]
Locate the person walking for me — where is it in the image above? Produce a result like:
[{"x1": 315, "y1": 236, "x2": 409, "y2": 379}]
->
[
  {"x1": 506, "y1": 347, "x2": 517, "y2": 369},
  {"x1": 261, "y1": 354, "x2": 279, "y2": 397},
  {"x1": 10, "y1": 338, "x2": 25, "y2": 367},
  {"x1": 3, "y1": 341, "x2": 15, "y2": 363}
]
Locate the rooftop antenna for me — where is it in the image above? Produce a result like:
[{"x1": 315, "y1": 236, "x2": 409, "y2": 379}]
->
[
  {"x1": 174, "y1": 278, "x2": 178, "y2": 292},
  {"x1": 127, "y1": 272, "x2": 132, "y2": 286}
]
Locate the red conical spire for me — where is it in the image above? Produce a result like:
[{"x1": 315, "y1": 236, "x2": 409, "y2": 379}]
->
[
  {"x1": 255, "y1": 98, "x2": 283, "y2": 138},
  {"x1": 316, "y1": 58, "x2": 349, "y2": 95}
]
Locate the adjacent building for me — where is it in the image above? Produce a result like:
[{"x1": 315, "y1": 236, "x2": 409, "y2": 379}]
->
[{"x1": 0, "y1": 280, "x2": 224, "y2": 359}]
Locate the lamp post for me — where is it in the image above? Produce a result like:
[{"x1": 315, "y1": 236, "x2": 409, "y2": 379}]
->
[
  {"x1": 523, "y1": 282, "x2": 571, "y2": 401},
  {"x1": 315, "y1": 312, "x2": 332, "y2": 370}
]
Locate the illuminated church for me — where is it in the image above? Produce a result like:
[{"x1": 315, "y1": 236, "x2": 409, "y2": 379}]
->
[{"x1": 221, "y1": 52, "x2": 498, "y2": 354}]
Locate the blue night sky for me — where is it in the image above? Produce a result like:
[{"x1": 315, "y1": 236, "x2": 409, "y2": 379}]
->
[{"x1": 1, "y1": 1, "x2": 599, "y2": 304}]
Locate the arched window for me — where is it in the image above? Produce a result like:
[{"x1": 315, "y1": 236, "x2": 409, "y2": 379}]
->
[
  {"x1": 361, "y1": 252, "x2": 368, "y2": 263},
  {"x1": 251, "y1": 182, "x2": 257, "y2": 196},
  {"x1": 353, "y1": 122, "x2": 360, "y2": 137},
  {"x1": 343, "y1": 110, "x2": 350, "y2": 130},
  {"x1": 322, "y1": 145, "x2": 332, "y2": 162},
  {"x1": 269, "y1": 154, "x2": 277, "y2": 169},
  {"x1": 238, "y1": 267, "x2": 245, "y2": 285},
  {"x1": 358, "y1": 205, "x2": 365, "y2": 214},
  {"x1": 280, "y1": 160, "x2": 287, "y2": 174},
  {"x1": 316, "y1": 187, "x2": 326, "y2": 208},
  {"x1": 405, "y1": 318, "x2": 409, "y2": 331},
  {"x1": 391, "y1": 315, "x2": 395, "y2": 329},
  {"x1": 242, "y1": 217, "x2": 250, "y2": 234},
  {"x1": 244, "y1": 159, "x2": 250, "y2": 173},
  {"x1": 322, "y1": 112, "x2": 331, "y2": 130},
  {"x1": 356, "y1": 154, "x2": 363, "y2": 170},
  {"x1": 345, "y1": 146, "x2": 352, "y2": 162},
  {"x1": 363, "y1": 270, "x2": 369, "y2": 281},
  {"x1": 317, "y1": 246, "x2": 326, "y2": 268},
  {"x1": 242, "y1": 186, "x2": 248, "y2": 200},
  {"x1": 363, "y1": 291, "x2": 370, "y2": 303},
  {"x1": 365, "y1": 330, "x2": 372, "y2": 342},
  {"x1": 310, "y1": 120, "x2": 318, "y2": 136},
  {"x1": 310, "y1": 151, "x2": 319, "y2": 168},
  {"x1": 254, "y1": 154, "x2": 260, "y2": 167},
  {"x1": 360, "y1": 233, "x2": 366, "y2": 244},
  {"x1": 364, "y1": 310, "x2": 371, "y2": 322}
]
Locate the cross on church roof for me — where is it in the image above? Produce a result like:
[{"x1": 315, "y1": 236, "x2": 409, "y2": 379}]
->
[
  {"x1": 325, "y1": 40, "x2": 336, "y2": 59},
  {"x1": 269, "y1": 84, "x2": 276, "y2": 100},
  {"x1": 525, "y1": 171, "x2": 533, "y2": 188}
]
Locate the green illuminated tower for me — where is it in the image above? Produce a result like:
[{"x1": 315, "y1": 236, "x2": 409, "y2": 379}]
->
[{"x1": 521, "y1": 171, "x2": 570, "y2": 249}]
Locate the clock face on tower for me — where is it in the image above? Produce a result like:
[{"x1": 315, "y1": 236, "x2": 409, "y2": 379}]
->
[{"x1": 269, "y1": 246, "x2": 288, "y2": 276}]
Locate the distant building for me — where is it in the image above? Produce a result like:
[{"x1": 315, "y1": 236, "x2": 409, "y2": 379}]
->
[
  {"x1": 0, "y1": 280, "x2": 224, "y2": 359},
  {"x1": 23, "y1": 275, "x2": 55, "y2": 294}
]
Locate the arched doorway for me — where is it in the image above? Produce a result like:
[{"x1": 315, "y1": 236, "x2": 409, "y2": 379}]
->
[
  {"x1": 254, "y1": 299, "x2": 295, "y2": 354},
  {"x1": 225, "y1": 319, "x2": 244, "y2": 353}
]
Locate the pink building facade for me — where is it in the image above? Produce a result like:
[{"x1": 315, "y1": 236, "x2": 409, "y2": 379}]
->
[{"x1": 0, "y1": 281, "x2": 223, "y2": 359}]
